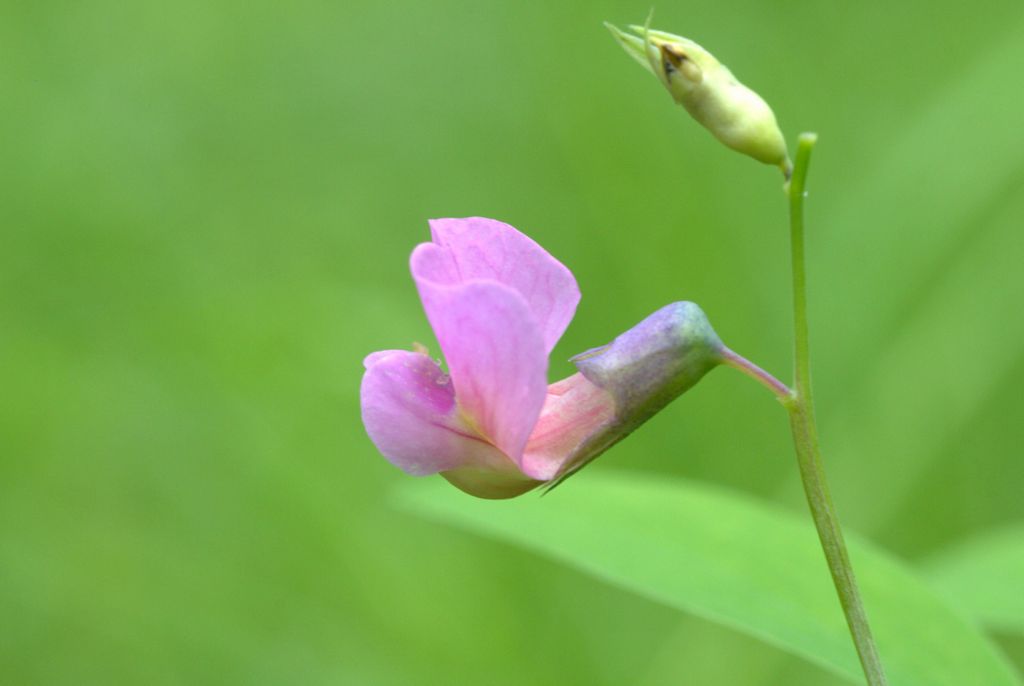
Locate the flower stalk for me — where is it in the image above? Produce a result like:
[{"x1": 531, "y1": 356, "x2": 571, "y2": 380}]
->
[
  {"x1": 723, "y1": 134, "x2": 887, "y2": 684},
  {"x1": 784, "y1": 134, "x2": 888, "y2": 685},
  {"x1": 720, "y1": 347, "x2": 793, "y2": 404}
]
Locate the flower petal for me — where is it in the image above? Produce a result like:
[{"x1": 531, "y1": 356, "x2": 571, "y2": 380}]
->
[
  {"x1": 424, "y1": 217, "x2": 580, "y2": 353},
  {"x1": 360, "y1": 350, "x2": 511, "y2": 475},
  {"x1": 410, "y1": 271, "x2": 548, "y2": 466},
  {"x1": 521, "y1": 373, "x2": 616, "y2": 480}
]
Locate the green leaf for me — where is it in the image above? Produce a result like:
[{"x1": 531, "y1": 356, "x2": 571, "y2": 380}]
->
[
  {"x1": 395, "y1": 472, "x2": 1021, "y2": 686},
  {"x1": 924, "y1": 524, "x2": 1024, "y2": 635}
]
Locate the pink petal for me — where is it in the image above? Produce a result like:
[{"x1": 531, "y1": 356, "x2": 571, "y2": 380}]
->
[
  {"x1": 360, "y1": 350, "x2": 512, "y2": 476},
  {"x1": 423, "y1": 217, "x2": 580, "y2": 354},
  {"x1": 409, "y1": 269, "x2": 549, "y2": 466},
  {"x1": 520, "y1": 373, "x2": 616, "y2": 480}
]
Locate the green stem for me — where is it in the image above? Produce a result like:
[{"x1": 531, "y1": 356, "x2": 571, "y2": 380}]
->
[{"x1": 786, "y1": 134, "x2": 888, "y2": 686}]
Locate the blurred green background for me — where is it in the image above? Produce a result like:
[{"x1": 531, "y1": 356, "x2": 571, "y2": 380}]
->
[{"x1": 3, "y1": 0, "x2": 1023, "y2": 683}]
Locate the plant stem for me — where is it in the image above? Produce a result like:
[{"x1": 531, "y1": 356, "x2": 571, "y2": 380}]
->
[
  {"x1": 786, "y1": 134, "x2": 888, "y2": 685},
  {"x1": 720, "y1": 347, "x2": 793, "y2": 405}
]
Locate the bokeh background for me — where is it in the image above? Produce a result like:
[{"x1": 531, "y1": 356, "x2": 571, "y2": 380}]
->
[{"x1": 3, "y1": 1, "x2": 1023, "y2": 683}]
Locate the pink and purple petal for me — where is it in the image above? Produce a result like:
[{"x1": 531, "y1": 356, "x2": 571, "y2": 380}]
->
[
  {"x1": 409, "y1": 270, "x2": 549, "y2": 467},
  {"x1": 360, "y1": 350, "x2": 510, "y2": 476},
  {"x1": 424, "y1": 217, "x2": 580, "y2": 353},
  {"x1": 520, "y1": 373, "x2": 616, "y2": 481}
]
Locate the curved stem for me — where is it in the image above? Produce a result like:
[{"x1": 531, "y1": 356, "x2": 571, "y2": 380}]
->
[
  {"x1": 720, "y1": 347, "x2": 793, "y2": 405},
  {"x1": 786, "y1": 134, "x2": 888, "y2": 686}
]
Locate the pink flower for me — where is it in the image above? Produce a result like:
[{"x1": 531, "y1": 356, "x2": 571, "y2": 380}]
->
[
  {"x1": 361, "y1": 217, "x2": 725, "y2": 498},
  {"x1": 361, "y1": 217, "x2": 615, "y2": 498}
]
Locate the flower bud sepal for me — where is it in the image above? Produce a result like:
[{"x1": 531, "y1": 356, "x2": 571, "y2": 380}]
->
[{"x1": 548, "y1": 302, "x2": 726, "y2": 488}]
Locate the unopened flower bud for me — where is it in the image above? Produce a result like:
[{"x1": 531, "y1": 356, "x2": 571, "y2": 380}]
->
[{"x1": 606, "y1": 21, "x2": 790, "y2": 174}]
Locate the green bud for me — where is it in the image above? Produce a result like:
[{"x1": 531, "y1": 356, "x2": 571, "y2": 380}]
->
[{"x1": 606, "y1": 21, "x2": 790, "y2": 174}]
